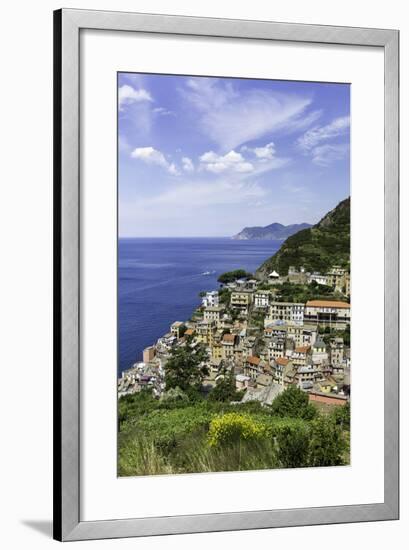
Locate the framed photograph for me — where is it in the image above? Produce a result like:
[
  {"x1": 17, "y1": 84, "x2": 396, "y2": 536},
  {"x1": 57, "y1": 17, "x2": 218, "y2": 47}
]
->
[{"x1": 54, "y1": 8, "x2": 399, "y2": 541}]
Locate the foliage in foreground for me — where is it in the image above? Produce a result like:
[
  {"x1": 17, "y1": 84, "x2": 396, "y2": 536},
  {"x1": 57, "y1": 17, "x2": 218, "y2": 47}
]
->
[{"x1": 118, "y1": 389, "x2": 349, "y2": 476}]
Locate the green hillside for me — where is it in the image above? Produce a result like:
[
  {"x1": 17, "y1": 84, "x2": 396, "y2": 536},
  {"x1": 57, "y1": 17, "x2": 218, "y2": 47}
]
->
[{"x1": 256, "y1": 197, "x2": 350, "y2": 278}]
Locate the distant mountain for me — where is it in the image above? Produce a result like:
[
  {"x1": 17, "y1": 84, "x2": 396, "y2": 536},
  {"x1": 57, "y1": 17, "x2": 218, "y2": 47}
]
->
[
  {"x1": 255, "y1": 197, "x2": 350, "y2": 278},
  {"x1": 232, "y1": 222, "x2": 312, "y2": 241}
]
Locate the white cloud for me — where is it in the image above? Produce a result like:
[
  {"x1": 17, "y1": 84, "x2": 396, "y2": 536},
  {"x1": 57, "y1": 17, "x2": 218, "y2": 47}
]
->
[
  {"x1": 167, "y1": 163, "x2": 180, "y2": 176},
  {"x1": 253, "y1": 142, "x2": 276, "y2": 160},
  {"x1": 199, "y1": 150, "x2": 254, "y2": 174},
  {"x1": 153, "y1": 107, "x2": 174, "y2": 116},
  {"x1": 243, "y1": 142, "x2": 276, "y2": 161},
  {"x1": 311, "y1": 143, "x2": 349, "y2": 166},
  {"x1": 118, "y1": 85, "x2": 153, "y2": 109},
  {"x1": 131, "y1": 146, "x2": 180, "y2": 175},
  {"x1": 297, "y1": 116, "x2": 350, "y2": 151},
  {"x1": 182, "y1": 157, "x2": 194, "y2": 172},
  {"x1": 182, "y1": 78, "x2": 315, "y2": 151},
  {"x1": 131, "y1": 146, "x2": 167, "y2": 167}
]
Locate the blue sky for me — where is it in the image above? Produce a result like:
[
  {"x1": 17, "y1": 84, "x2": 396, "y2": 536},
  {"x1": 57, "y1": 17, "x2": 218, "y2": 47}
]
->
[{"x1": 118, "y1": 73, "x2": 350, "y2": 237}]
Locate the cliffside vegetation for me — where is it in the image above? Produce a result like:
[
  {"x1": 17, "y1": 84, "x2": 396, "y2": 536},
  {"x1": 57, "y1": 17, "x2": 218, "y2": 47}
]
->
[
  {"x1": 217, "y1": 269, "x2": 253, "y2": 284},
  {"x1": 256, "y1": 198, "x2": 350, "y2": 278}
]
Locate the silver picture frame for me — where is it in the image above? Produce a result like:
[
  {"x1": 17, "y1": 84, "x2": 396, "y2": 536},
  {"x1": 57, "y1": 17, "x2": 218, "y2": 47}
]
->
[{"x1": 53, "y1": 8, "x2": 399, "y2": 541}]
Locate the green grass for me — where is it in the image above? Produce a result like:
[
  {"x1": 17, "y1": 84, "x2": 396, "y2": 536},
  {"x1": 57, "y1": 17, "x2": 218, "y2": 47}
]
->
[{"x1": 118, "y1": 392, "x2": 350, "y2": 477}]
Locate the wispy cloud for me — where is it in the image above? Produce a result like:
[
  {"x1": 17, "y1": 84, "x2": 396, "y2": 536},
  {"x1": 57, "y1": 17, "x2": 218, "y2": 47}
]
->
[
  {"x1": 126, "y1": 179, "x2": 266, "y2": 213},
  {"x1": 297, "y1": 116, "x2": 350, "y2": 166},
  {"x1": 118, "y1": 84, "x2": 152, "y2": 110},
  {"x1": 153, "y1": 107, "x2": 175, "y2": 117},
  {"x1": 297, "y1": 116, "x2": 350, "y2": 151},
  {"x1": 311, "y1": 143, "x2": 349, "y2": 166},
  {"x1": 119, "y1": 179, "x2": 270, "y2": 236},
  {"x1": 181, "y1": 78, "x2": 317, "y2": 151},
  {"x1": 131, "y1": 146, "x2": 180, "y2": 175}
]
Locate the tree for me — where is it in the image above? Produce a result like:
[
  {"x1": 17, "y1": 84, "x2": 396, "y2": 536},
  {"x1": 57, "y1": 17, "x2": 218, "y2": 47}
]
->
[
  {"x1": 308, "y1": 416, "x2": 346, "y2": 466},
  {"x1": 218, "y1": 287, "x2": 231, "y2": 305},
  {"x1": 270, "y1": 385, "x2": 317, "y2": 420},
  {"x1": 332, "y1": 401, "x2": 350, "y2": 430},
  {"x1": 217, "y1": 269, "x2": 253, "y2": 284},
  {"x1": 208, "y1": 373, "x2": 240, "y2": 402},
  {"x1": 165, "y1": 344, "x2": 209, "y2": 392}
]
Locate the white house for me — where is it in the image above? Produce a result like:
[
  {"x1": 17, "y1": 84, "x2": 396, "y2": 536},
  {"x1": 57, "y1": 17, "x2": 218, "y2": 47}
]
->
[
  {"x1": 308, "y1": 272, "x2": 328, "y2": 286},
  {"x1": 202, "y1": 290, "x2": 219, "y2": 308},
  {"x1": 254, "y1": 290, "x2": 270, "y2": 308}
]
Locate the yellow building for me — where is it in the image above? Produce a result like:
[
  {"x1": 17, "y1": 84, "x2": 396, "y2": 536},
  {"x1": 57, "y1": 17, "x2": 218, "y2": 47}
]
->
[
  {"x1": 211, "y1": 342, "x2": 223, "y2": 361},
  {"x1": 221, "y1": 333, "x2": 237, "y2": 360},
  {"x1": 327, "y1": 266, "x2": 350, "y2": 295},
  {"x1": 230, "y1": 290, "x2": 253, "y2": 311},
  {"x1": 195, "y1": 320, "x2": 215, "y2": 346}
]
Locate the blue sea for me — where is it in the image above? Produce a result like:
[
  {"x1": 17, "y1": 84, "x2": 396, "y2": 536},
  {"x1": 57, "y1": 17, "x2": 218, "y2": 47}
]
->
[{"x1": 118, "y1": 238, "x2": 281, "y2": 375}]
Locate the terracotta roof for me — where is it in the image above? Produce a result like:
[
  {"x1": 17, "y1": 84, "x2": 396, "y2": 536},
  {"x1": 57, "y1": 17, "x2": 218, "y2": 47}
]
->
[
  {"x1": 247, "y1": 355, "x2": 261, "y2": 366},
  {"x1": 184, "y1": 329, "x2": 194, "y2": 336},
  {"x1": 222, "y1": 333, "x2": 236, "y2": 343},
  {"x1": 275, "y1": 357, "x2": 289, "y2": 366},
  {"x1": 295, "y1": 345, "x2": 311, "y2": 354},
  {"x1": 306, "y1": 300, "x2": 350, "y2": 309}
]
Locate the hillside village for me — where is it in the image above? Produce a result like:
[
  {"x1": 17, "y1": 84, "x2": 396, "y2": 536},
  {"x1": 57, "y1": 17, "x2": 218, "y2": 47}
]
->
[{"x1": 118, "y1": 263, "x2": 351, "y2": 410}]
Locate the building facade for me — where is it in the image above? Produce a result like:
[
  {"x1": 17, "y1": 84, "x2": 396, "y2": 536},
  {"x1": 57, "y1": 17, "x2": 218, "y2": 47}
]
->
[
  {"x1": 267, "y1": 301, "x2": 304, "y2": 324},
  {"x1": 254, "y1": 290, "x2": 271, "y2": 308},
  {"x1": 203, "y1": 306, "x2": 224, "y2": 326},
  {"x1": 230, "y1": 290, "x2": 253, "y2": 311},
  {"x1": 202, "y1": 290, "x2": 219, "y2": 308},
  {"x1": 304, "y1": 300, "x2": 350, "y2": 329}
]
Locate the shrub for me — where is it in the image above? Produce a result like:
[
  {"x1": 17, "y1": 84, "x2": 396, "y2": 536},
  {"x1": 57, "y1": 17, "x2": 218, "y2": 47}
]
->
[
  {"x1": 207, "y1": 413, "x2": 265, "y2": 447},
  {"x1": 275, "y1": 424, "x2": 310, "y2": 468},
  {"x1": 160, "y1": 387, "x2": 190, "y2": 404},
  {"x1": 308, "y1": 416, "x2": 346, "y2": 467},
  {"x1": 270, "y1": 385, "x2": 317, "y2": 420}
]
